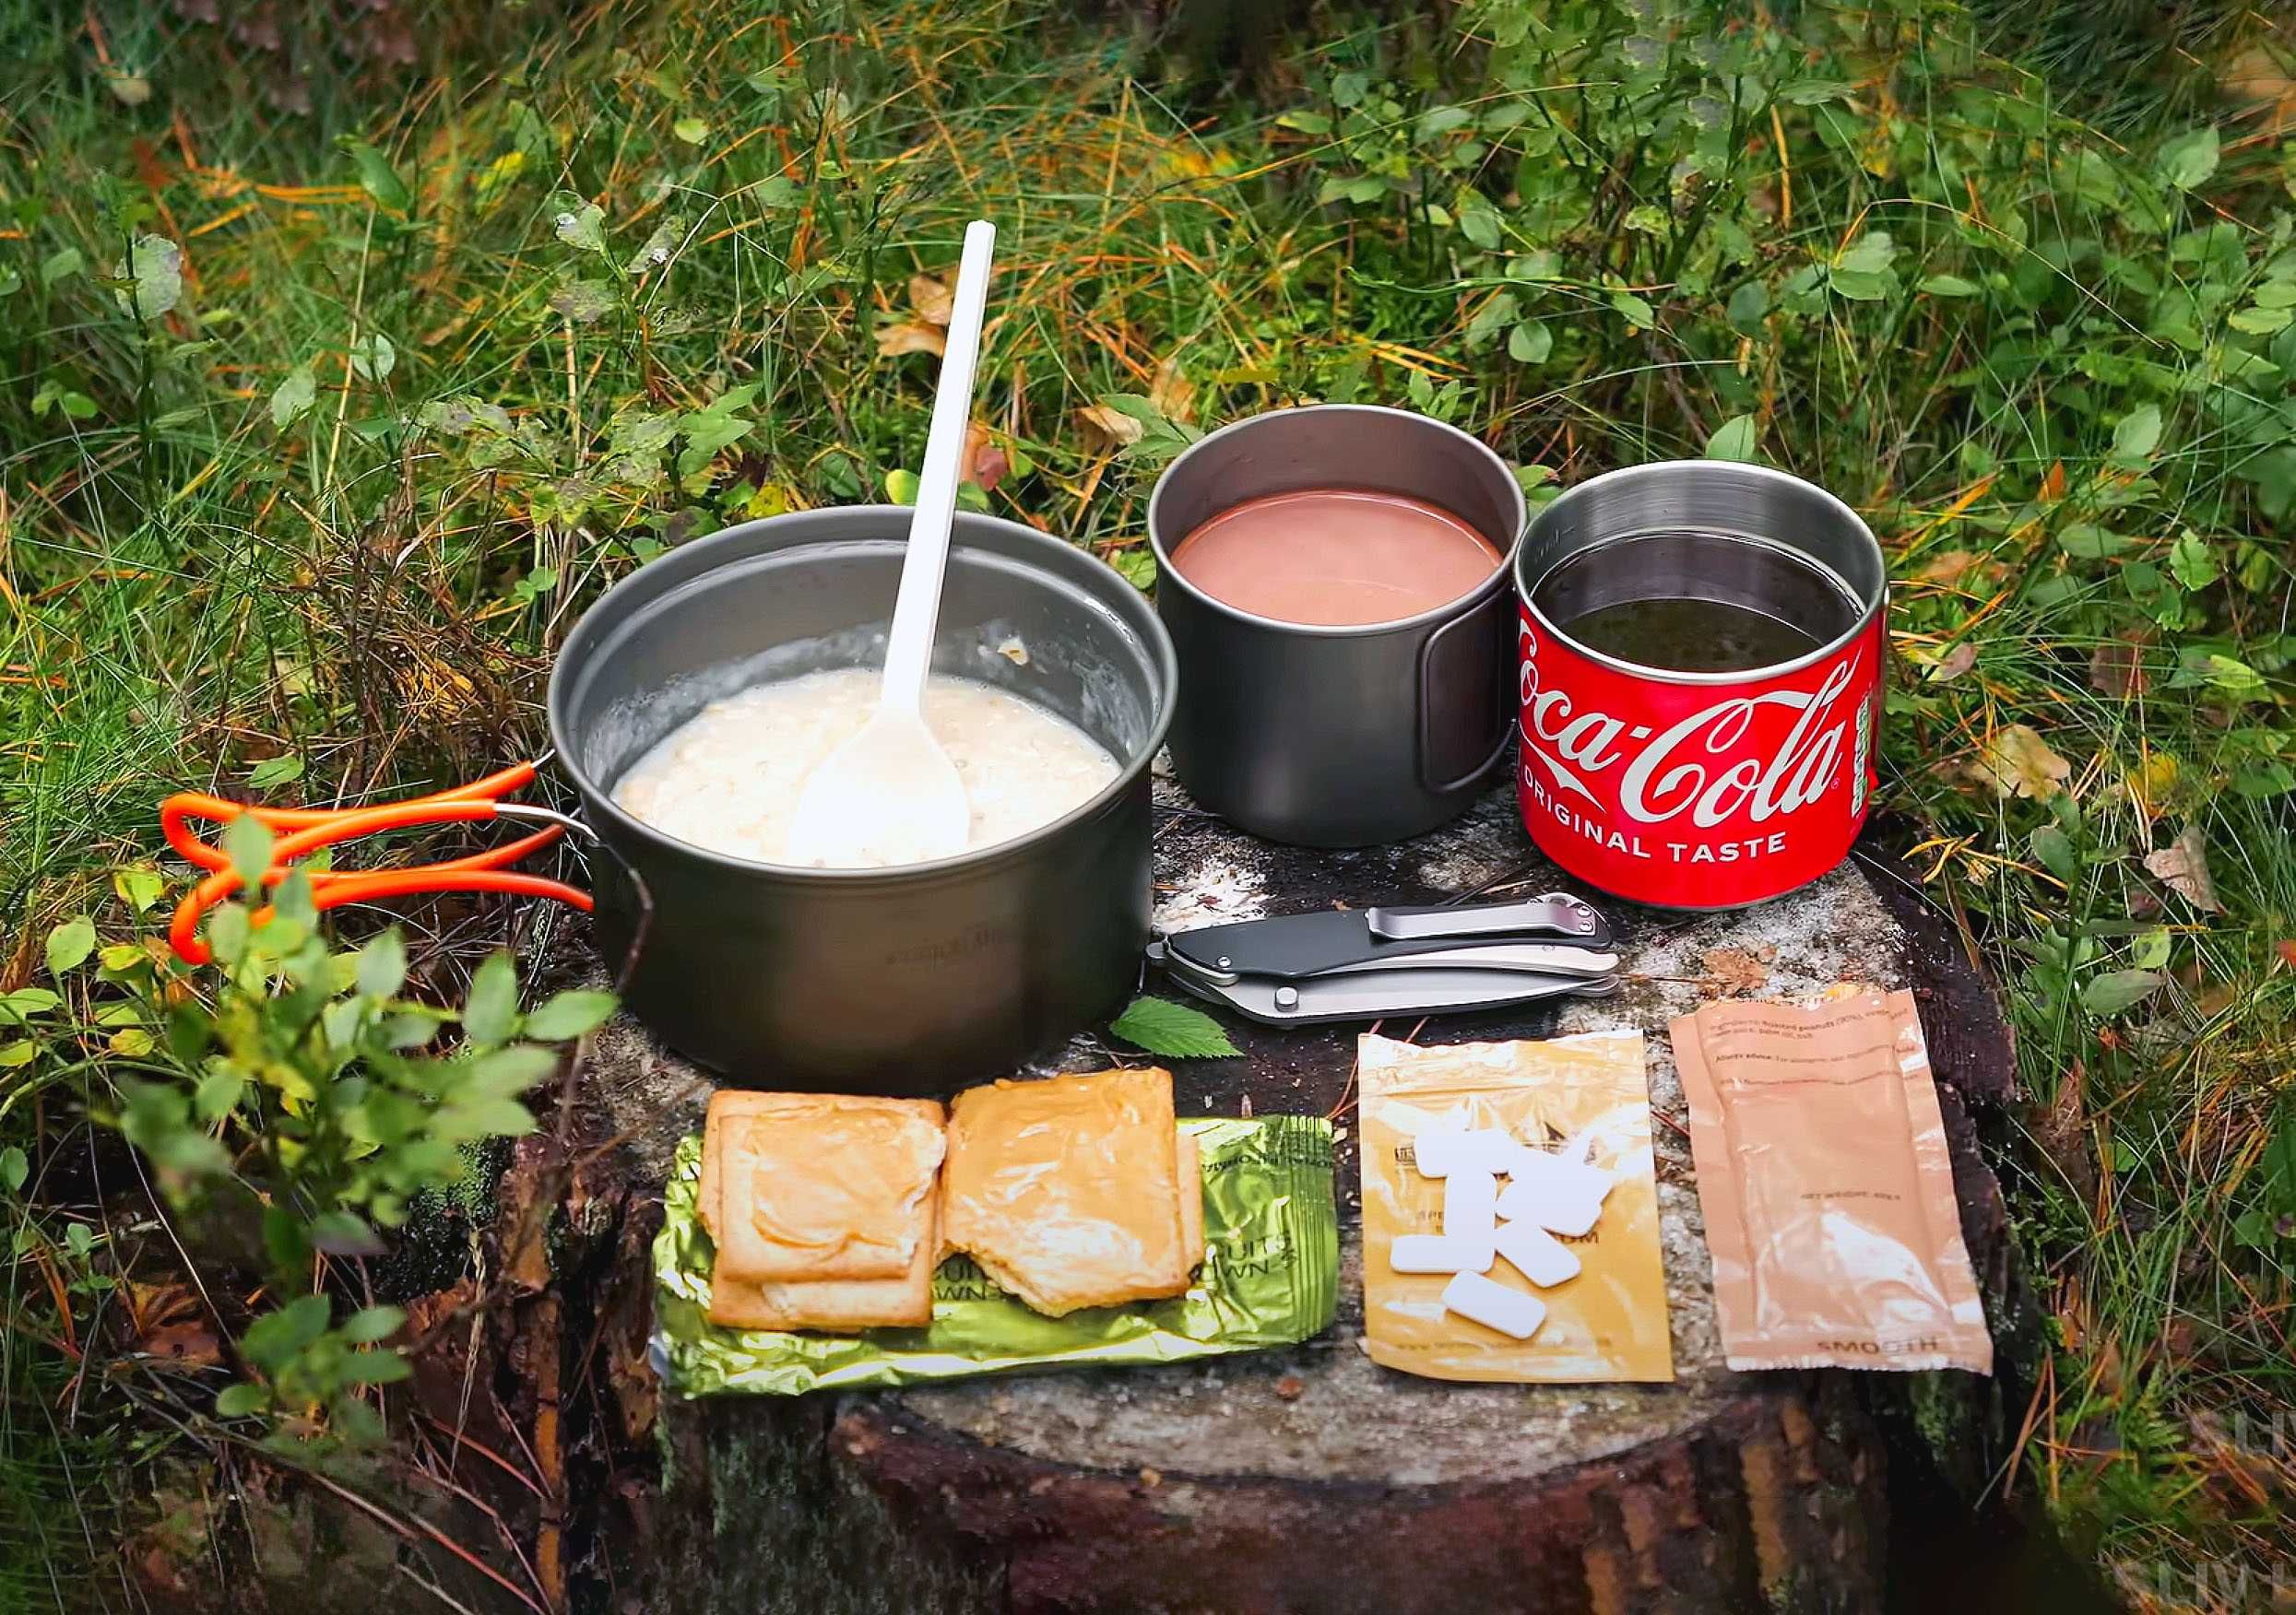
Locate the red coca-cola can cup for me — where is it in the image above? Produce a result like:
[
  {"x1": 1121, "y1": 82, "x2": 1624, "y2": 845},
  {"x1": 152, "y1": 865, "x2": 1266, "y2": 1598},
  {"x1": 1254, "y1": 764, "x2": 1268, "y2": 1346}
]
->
[{"x1": 1511, "y1": 462, "x2": 1887, "y2": 908}]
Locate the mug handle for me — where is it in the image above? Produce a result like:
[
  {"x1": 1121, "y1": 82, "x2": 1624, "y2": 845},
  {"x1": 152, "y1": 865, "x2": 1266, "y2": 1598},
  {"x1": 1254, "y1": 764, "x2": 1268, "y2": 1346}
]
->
[{"x1": 1416, "y1": 589, "x2": 1515, "y2": 796}]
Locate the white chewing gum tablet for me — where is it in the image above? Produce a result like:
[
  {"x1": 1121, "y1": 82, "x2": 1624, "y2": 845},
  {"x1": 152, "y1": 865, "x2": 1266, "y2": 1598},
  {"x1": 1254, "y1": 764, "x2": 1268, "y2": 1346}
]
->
[
  {"x1": 1440, "y1": 1270, "x2": 1547, "y2": 1340},
  {"x1": 1389, "y1": 1234, "x2": 1475, "y2": 1274},
  {"x1": 1493, "y1": 1219, "x2": 1580, "y2": 1288},
  {"x1": 1496, "y1": 1162, "x2": 1613, "y2": 1237},
  {"x1": 1410, "y1": 1127, "x2": 1469, "y2": 1178},
  {"x1": 1441, "y1": 1169, "x2": 1498, "y2": 1270}
]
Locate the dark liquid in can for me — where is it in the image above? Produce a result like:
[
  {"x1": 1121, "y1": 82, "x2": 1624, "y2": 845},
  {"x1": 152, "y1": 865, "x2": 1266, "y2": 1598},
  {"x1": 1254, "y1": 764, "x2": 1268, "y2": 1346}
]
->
[
  {"x1": 1532, "y1": 529, "x2": 1860, "y2": 675},
  {"x1": 1557, "y1": 597, "x2": 1822, "y2": 674}
]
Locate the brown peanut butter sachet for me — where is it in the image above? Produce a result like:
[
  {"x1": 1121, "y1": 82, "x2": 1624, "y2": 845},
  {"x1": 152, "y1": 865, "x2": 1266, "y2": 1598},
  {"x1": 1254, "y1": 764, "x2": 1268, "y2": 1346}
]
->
[
  {"x1": 1670, "y1": 990, "x2": 1993, "y2": 1374},
  {"x1": 697, "y1": 1070, "x2": 1204, "y2": 1332}
]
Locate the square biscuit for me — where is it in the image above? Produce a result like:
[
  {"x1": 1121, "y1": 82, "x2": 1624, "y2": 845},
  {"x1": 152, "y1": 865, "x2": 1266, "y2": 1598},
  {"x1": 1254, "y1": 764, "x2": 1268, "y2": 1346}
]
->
[
  {"x1": 704, "y1": 1090, "x2": 945, "y2": 1284},
  {"x1": 942, "y1": 1068, "x2": 1188, "y2": 1317},
  {"x1": 707, "y1": 1194, "x2": 940, "y2": 1333}
]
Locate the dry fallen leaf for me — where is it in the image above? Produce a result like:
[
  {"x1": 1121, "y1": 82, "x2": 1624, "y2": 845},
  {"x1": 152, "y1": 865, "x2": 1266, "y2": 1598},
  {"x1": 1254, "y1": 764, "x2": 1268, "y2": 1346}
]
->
[
  {"x1": 1972, "y1": 723, "x2": 2071, "y2": 800},
  {"x1": 2143, "y1": 825, "x2": 2222, "y2": 914},
  {"x1": 962, "y1": 421, "x2": 1010, "y2": 492},
  {"x1": 907, "y1": 271, "x2": 953, "y2": 326},
  {"x1": 1912, "y1": 548, "x2": 1984, "y2": 586},
  {"x1": 1076, "y1": 403, "x2": 1143, "y2": 449},
  {"x1": 1701, "y1": 945, "x2": 1771, "y2": 996},
  {"x1": 2040, "y1": 460, "x2": 2067, "y2": 501},
  {"x1": 1147, "y1": 357, "x2": 1196, "y2": 424},
  {"x1": 875, "y1": 321, "x2": 946, "y2": 359},
  {"x1": 1925, "y1": 642, "x2": 1977, "y2": 684},
  {"x1": 2277, "y1": 941, "x2": 2296, "y2": 972},
  {"x1": 2089, "y1": 633, "x2": 2150, "y2": 699}
]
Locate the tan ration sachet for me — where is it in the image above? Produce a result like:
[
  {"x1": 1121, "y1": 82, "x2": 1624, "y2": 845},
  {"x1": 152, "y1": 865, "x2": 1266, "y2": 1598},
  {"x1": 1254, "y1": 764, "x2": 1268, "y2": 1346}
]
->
[
  {"x1": 1358, "y1": 1031, "x2": 1674, "y2": 1383},
  {"x1": 942, "y1": 1067, "x2": 1193, "y2": 1317},
  {"x1": 1670, "y1": 990, "x2": 1992, "y2": 1374}
]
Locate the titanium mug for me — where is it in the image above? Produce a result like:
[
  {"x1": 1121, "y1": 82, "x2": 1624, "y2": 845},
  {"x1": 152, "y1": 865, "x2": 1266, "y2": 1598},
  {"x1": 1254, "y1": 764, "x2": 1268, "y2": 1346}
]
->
[{"x1": 1145, "y1": 405, "x2": 1528, "y2": 847}]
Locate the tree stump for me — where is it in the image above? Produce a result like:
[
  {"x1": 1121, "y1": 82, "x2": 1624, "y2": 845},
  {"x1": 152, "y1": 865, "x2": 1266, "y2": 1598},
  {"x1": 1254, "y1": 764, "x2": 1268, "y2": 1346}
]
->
[{"x1": 585, "y1": 782, "x2": 2020, "y2": 1615}]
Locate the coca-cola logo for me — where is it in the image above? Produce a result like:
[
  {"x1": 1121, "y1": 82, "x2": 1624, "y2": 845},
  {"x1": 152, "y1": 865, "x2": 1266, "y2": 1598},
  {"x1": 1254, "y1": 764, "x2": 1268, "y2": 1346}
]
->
[{"x1": 1518, "y1": 620, "x2": 1861, "y2": 830}]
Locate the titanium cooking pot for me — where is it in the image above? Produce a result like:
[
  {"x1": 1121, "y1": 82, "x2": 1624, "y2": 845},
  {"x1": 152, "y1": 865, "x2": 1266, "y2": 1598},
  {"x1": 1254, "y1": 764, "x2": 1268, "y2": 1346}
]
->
[{"x1": 545, "y1": 507, "x2": 1178, "y2": 1091}]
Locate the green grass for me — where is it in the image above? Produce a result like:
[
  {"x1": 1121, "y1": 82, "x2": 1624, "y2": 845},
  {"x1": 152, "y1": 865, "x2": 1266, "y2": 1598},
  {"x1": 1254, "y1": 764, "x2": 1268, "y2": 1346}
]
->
[{"x1": 3, "y1": 0, "x2": 2293, "y2": 1606}]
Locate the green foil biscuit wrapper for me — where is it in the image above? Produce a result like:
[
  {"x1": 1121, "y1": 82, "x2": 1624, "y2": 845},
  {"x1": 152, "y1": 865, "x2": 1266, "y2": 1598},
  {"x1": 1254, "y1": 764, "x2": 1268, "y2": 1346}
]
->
[{"x1": 653, "y1": 1114, "x2": 1338, "y2": 1397}]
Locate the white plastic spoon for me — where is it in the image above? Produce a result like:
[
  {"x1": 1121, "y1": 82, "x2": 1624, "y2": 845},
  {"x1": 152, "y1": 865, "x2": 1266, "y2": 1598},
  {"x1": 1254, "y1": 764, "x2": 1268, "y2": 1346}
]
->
[{"x1": 785, "y1": 220, "x2": 997, "y2": 867}]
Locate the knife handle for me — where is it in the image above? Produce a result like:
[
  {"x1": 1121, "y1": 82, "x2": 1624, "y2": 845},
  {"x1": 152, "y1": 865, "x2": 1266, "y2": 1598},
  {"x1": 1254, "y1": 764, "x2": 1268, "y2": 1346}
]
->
[{"x1": 1367, "y1": 893, "x2": 1605, "y2": 945}]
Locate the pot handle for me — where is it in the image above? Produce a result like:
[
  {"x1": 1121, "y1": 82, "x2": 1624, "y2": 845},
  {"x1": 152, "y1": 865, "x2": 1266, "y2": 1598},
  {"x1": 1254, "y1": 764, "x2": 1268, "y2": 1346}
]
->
[
  {"x1": 160, "y1": 760, "x2": 594, "y2": 966},
  {"x1": 1416, "y1": 591, "x2": 1515, "y2": 796}
]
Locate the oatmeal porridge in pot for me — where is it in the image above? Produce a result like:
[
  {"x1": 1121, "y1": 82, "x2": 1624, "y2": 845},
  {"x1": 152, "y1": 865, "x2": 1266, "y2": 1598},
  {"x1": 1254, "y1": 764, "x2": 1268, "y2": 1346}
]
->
[{"x1": 613, "y1": 667, "x2": 1118, "y2": 869}]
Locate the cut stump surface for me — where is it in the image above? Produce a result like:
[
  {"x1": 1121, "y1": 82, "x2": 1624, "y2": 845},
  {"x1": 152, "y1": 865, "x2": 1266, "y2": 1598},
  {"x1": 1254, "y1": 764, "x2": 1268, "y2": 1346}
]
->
[{"x1": 595, "y1": 782, "x2": 2018, "y2": 1615}]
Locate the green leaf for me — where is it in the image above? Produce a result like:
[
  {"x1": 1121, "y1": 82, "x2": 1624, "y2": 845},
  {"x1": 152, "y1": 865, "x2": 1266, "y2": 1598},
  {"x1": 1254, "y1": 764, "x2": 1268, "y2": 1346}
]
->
[
  {"x1": 1608, "y1": 290, "x2": 1655, "y2": 330},
  {"x1": 337, "y1": 136, "x2": 412, "y2": 213},
  {"x1": 553, "y1": 200, "x2": 608, "y2": 253},
  {"x1": 1459, "y1": 200, "x2": 1501, "y2": 252},
  {"x1": 1107, "y1": 996, "x2": 1239, "y2": 1059},
  {"x1": 522, "y1": 989, "x2": 618, "y2": 1040},
  {"x1": 338, "y1": 1350, "x2": 414, "y2": 1385},
  {"x1": 269, "y1": 364, "x2": 317, "y2": 429},
  {"x1": 2110, "y1": 405, "x2": 2162, "y2": 465},
  {"x1": 1918, "y1": 275, "x2": 1981, "y2": 298},
  {"x1": 1827, "y1": 267, "x2": 1893, "y2": 301},
  {"x1": 1276, "y1": 109, "x2": 1331, "y2": 135},
  {"x1": 2203, "y1": 654, "x2": 2264, "y2": 694},
  {"x1": 65, "y1": 1222, "x2": 92, "y2": 1259},
  {"x1": 462, "y1": 1044, "x2": 558, "y2": 1096},
  {"x1": 672, "y1": 116, "x2": 711, "y2": 146},
  {"x1": 0, "y1": 988, "x2": 61, "y2": 1025},
  {"x1": 112, "y1": 866, "x2": 166, "y2": 914},
  {"x1": 241, "y1": 1293, "x2": 331, "y2": 1371},
  {"x1": 1703, "y1": 415, "x2": 1758, "y2": 462},
  {"x1": 356, "y1": 929, "x2": 408, "y2": 1000},
  {"x1": 2030, "y1": 825, "x2": 2078, "y2": 885},
  {"x1": 40, "y1": 247, "x2": 82, "y2": 289},
  {"x1": 0, "y1": 1042, "x2": 35, "y2": 1069},
  {"x1": 2158, "y1": 125, "x2": 2219, "y2": 192},
  {"x1": 1725, "y1": 279, "x2": 1769, "y2": 334},
  {"x1": 436, "y1": 1096, "x2": 538, "y2": 1142},
  {"x1": 247, "y1": 754, "x2": 303, "y2": 789},
  {"x1": 1110, "y1": 546, "x2": 1156, "y2": 590},
  {"x1": 45, "y1": 916, "x2": 96, "y2": 976},
  {"x1": 113, "y1": 234, "x2": 183, "y2": 321},
  {"x1": 2230, "y1": 305, "x2": 2292, "y2": 336},
  {"x1": 341, "y1": 1304, "x2": 407, "y2": 1345},
  {"x1": 1781, "y1": 79, "x2": 1853, "y2": 104},
  {"x1": 0, "y1": 1148, "x2": 26, "y2": 1195},
  {"x1": 549, "y1": 278, "x2": 617, "y2": 324},
  {"x1": 220, "y1": 813, "x2": 275, "y2": 895},
  {"x1": 1507, "y1": 320, "x2": 1552, "y2": 364},
  {"x1": 884, "y1": 467, "x2": 919, "y2": 505},
  {"x1": 2082, "y1": 970, "x2": 2166, "y2": 1018},
  {"x1": 193, "y1": 1067, "x2": 243, "y2": 1123},
  {"x1": 215, "y1": 1382, "x2": 266, "y2": 1417},
  {"x1": 2055, "y1": 524, "x2": 2131, "y2": 560},
  {"x1": 348, "y1": 333, "x2": 395, "y2": 384},
  {"x1": 308, "y1": 1211, "x2": 385, "y2": 1256},
  {"x1": 2168, "y1": 532, "x2": 2219, "y2": 592},
  {"x1": 461, "y1": 953, "x2": 519, "y2": 1045}
]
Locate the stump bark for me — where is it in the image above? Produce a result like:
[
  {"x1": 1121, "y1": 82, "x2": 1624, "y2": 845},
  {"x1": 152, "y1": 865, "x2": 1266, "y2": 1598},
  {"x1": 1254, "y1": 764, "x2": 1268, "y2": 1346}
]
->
[{"x1": 586, "y1": 782, "x2": 2020, "y2": 1615}]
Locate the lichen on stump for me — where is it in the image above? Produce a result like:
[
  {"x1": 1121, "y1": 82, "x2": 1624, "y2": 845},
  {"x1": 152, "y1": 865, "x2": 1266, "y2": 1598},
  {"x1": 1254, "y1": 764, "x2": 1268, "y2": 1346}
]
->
[{"x1": 618, "y1": 783, "x2": 2019, "y2": 1615}]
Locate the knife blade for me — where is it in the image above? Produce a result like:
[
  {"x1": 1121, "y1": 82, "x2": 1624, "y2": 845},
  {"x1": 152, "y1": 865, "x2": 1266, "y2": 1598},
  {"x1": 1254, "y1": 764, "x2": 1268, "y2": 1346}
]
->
[{"x1": 1172, "y1": 964, "x2": 1620, "y2": 1027}]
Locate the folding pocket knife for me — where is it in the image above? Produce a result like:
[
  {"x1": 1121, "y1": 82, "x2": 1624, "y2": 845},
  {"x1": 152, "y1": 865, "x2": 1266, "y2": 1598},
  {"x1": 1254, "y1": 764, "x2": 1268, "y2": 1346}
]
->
[{"x1": 1144, "y1": 892, "x2": 1620, "y2": 1028}]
